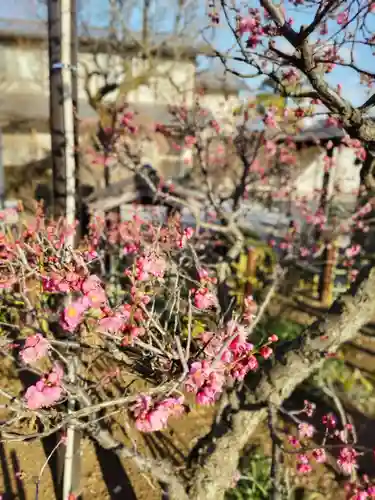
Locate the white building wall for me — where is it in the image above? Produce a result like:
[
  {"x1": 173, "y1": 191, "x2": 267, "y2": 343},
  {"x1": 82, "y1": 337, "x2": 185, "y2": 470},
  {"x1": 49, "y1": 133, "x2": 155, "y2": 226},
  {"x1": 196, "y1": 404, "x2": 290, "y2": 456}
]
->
[
  {"x1": 199, "y1": 93, "x2": 241, "y2": 133},
  {"x1": 293, "y1": 146, "x2": 360, "y2": 202},
  {"x1": 2, "y1": 132, "x2": 50, "y2": 167},
  {"x1": 0, "y1": 46, "x2": 49, "y2": 93},
  {"x1": 127, "y1": 57, "x2": 195, "y2": 106},
  {"x1": 0, "y1": 45, "x2": 195, "y2": 106}
]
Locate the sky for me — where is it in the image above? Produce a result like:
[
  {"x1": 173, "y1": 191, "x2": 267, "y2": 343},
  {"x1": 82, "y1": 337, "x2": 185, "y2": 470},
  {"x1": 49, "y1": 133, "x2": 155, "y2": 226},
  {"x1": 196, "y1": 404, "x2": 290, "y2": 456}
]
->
[{"x1": 1, "y1": 0, "x2": 374, "y2": 108}]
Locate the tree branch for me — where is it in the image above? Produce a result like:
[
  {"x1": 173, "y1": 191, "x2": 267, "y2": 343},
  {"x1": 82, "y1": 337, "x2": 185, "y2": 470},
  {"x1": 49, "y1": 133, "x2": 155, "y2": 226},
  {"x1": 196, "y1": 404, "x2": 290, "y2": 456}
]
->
[{"x1": 186, "y1": 267, "x2": 375, "y2": 500}]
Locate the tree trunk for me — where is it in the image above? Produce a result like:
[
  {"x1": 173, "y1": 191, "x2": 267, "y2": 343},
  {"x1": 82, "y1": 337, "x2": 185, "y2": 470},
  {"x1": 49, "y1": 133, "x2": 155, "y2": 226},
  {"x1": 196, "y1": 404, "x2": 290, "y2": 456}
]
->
[{"x1": 185, "y1": 267, "x2": 375, "y2": 500}]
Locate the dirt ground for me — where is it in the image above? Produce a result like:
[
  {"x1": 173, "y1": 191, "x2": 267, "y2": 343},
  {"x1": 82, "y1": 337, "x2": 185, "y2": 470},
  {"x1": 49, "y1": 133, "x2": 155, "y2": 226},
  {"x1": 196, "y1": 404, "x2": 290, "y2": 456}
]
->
[
  {"x1": 0, "y1": 397, "x2": 215, "y2": 500},
  {"x1": 0, "y1": 401, "x2": 355, "y2": 500},
  {"x1": 1, "y1": 311, "x2": 375, "y2": 500}
]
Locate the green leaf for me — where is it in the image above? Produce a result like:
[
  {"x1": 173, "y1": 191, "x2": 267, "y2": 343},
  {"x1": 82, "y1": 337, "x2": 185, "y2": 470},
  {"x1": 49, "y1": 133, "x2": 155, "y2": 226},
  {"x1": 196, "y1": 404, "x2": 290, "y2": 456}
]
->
[
  {"x1": 39, "y1": 318, "x2": 49, "y2": 334},
  {"x1": 357, "y1": 373, "x2": 373, "y2": 392}
]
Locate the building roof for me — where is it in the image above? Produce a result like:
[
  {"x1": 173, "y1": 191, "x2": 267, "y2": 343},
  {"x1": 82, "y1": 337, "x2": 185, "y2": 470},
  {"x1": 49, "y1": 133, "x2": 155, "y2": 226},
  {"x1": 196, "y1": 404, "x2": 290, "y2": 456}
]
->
[
  {"x1": 273, "y1": 120, "x2": 346, "y2": 145},
  {"x1": 293, "y1": 120, "x2": 346, "y2": 142},
  {"x1": 0, "y1": 17, "x2": 209, "y2": 58},
  {"x1": 196, "y1": 68, "x2": 249, "y2": 94}
]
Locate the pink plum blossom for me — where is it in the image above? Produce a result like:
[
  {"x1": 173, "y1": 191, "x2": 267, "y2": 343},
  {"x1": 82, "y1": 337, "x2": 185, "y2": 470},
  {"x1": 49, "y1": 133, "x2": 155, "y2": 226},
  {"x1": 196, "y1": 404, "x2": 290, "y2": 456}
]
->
[
  {"x1": 185, "y1": 360, "x2": 225, "y2": 405},
  {"x1": 200, "y1": 331, "x2": 225, "y2": 358},
  {"x1": 337, "y1": 9, "x2": 349, "y2": 24},
  {"x1": 135, "y1": 254, "x2": 167, "y2": 281},
  {"x1": 259, "y1": 346, "x2": 273, "y2": 360},
  {"x1": 98, "y1": 313, "x2": 127, "y2": 333},
  {"x1": 303, "y1": 400, "x2": 316, "y2": 417},
  {"x1": 322, "y1": 413, "x2": 337, "y2": 429},
  {"x1": 312, "y1": 448, "x2": 326, "y2": 463},
  {"x1": 298, "y1": 422, "x2": 315, "y2": 438},
  {"x1": 86, "y1": 288, "x2": 107, "y2": 309},
  {"x1": 81, "y1": 275, "x2": 103, "y2": 294},
  {"x1": 177, "y1": 227, "x2": 194, "y2": 248},
  {"x1": 193, "y1": 288, "x2": 217, "y2": 309},
  {"x1": 297, "y1": 454, "x2": 312, "y2": 474},
  {"x1": 345, "y1": 244, "x2": 361, "y2": 258},
  {"x1": 61, "y1": 297, "x2": 90, "y2": 332},
  {"x1": 264, "y1": 112, "x2": 277, "y2": 128},
  {"x1": 337, "y1": 447, "x2": 358, "y2": 475},
  {"x1": 132, "y1": 395, "x2": 185, "y2": 432},
  {"x1": 297, "y1": 462, "x2": 312, "y2": 474},
  {"x1": 20, "y1": 334, "x2": 50, "y2": 364},
  {"x1": 25, "y1": 363, "x2": 64, "y2": 409},
  {"x1": 238, "y1": 16, "x2": 257, "y2": 35},
  {"x1": 288, "y1": 435, "x2": 301, "y2": 448}
]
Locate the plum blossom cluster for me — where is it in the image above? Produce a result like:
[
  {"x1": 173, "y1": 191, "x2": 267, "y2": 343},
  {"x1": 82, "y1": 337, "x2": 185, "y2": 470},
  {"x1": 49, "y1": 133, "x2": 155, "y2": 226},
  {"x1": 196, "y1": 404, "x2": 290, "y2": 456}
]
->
[
  {"x1": 60, "y1": 275, "x2": 107, "y2": 332},
  {"x1": 237, "y1": 10, "x2": 264, "y2": 49},
  {"x1": 184, "y1": 298, "x2": 278, "y2": 405},
  {"x1": 283, "y1": 401, "x2": 375, "y2": 497},
  {"x1": 131, "y1": 394, "x2": 185, "y2": 432},
  {"x1": 192, "y1": 268, "x2": 218, "y2": 310},
  {"x1": 20, "y1": 334, "x2": 50, "y2": 365},
  {"x1": 24, "y1": 363, "x2": 64, "y2": 410},
  {"x1": 345, "y1": 477, "x2": 375, "y2": 499},
  {"x1": 0, "y1": 210, "x2": 202, "y2": 413}
]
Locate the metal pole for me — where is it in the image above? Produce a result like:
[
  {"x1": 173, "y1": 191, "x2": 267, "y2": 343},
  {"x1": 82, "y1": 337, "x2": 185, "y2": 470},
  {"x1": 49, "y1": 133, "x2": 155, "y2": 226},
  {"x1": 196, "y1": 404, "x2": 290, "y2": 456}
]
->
[
  {"x1": 61, "y1": 0, "x2": 76, "y2": 242},
  {"x1": 71, "y1": 0, "x2": 81, "y2": 239},
  {"x1": 61, "y1": 2, "x2": 81, "y2": 497},
  {"x1": 47, "y1": 0, "x2": 80, "y2": 497}
]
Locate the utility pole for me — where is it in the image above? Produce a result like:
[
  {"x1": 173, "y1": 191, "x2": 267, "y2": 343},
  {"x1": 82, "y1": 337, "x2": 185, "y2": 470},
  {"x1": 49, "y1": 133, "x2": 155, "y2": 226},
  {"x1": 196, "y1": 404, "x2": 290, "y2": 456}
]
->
[
  {"x1": 48, "y1": 1, "x2": 81, "y2": 498},
  {"x1": 61, "y1": 0, "x2": 76, "y2": 242},
  {"x1": 71, "y1": 0, "x2": 81, "y2": 238},
  {"x1": 48, "y1": 0, "x2": 67, "y2": 219},
  {"x1": 61, "y1": 2, "x2": 81, "y2": 498},
  {"x1": 48, "y1": 0, "x2": 78, "y2": 234}
]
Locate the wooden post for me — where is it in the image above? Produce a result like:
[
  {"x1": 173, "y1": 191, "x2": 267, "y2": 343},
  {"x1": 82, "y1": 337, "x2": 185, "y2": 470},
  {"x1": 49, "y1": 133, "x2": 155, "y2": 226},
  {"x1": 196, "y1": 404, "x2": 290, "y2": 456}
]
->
[
  {"x1": 48, "y1": 0, "x2": 67, "y2": 218},
  {"x1": 315, "y1": 144, "x2": 335, "y2": 242},
  {"x1": 244, "y1": 247, "x2": 257, "y2": 298},
  {"x1": 320, "y1": 241, "x2": 337, "y2": 307}
]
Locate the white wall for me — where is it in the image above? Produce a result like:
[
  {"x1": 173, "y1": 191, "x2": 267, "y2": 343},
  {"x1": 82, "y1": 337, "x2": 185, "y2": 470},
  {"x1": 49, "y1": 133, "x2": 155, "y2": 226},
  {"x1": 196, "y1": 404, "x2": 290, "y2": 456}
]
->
[
  {"x1": 0, "y1": 46, "x2": 49, "y2": 92},
  {"x1": 127, "y1": 57, "x2": 195, "y2": 106},
  {"x1": 0, "y1": 45, "x2": 195, "y2": 107},
  {"x1": 293, "y1": 146, "x2": 360, "y2": 201},
  {"x1": 3, "y1": 132, "x2": 50, "y2": 166},
  {"x1": 199, "y1": 93, "x2": 241, "y2": 133}
]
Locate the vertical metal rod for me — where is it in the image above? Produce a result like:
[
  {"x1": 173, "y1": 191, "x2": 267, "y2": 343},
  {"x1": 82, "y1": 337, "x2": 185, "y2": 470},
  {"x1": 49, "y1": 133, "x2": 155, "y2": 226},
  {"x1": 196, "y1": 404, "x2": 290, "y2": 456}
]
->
[{"x1": 61, "y1": 0, "x2": 76, "y2": 243}]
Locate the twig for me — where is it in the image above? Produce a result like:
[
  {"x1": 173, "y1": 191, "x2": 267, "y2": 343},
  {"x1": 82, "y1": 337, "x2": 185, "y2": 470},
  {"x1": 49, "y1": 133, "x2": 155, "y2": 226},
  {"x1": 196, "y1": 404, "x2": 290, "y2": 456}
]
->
[{"x1": 268, "y1": 403, "x2": 283, "y2": 500}]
